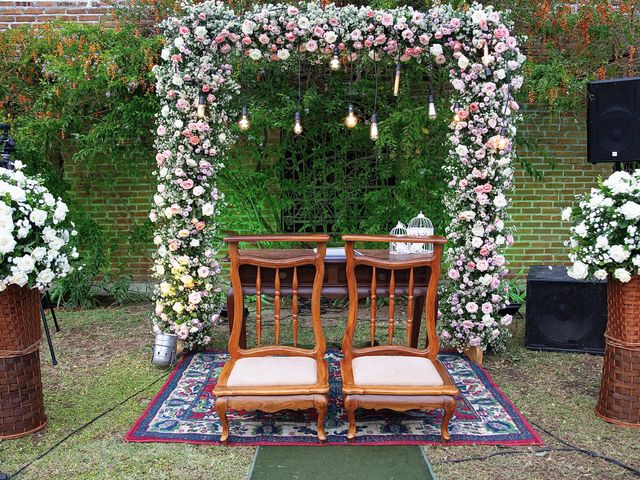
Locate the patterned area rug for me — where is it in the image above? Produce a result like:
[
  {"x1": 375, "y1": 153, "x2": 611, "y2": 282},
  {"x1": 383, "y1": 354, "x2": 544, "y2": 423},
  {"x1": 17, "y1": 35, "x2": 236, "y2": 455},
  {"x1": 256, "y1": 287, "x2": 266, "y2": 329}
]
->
[{"x1": 126, "y1": 351, "x2": 542, "y2": 446}]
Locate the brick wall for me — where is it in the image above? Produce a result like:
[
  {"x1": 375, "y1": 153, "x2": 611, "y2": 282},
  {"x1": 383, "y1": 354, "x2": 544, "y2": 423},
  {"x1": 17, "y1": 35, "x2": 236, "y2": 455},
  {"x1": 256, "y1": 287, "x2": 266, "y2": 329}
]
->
[
  {"x1": 0, "y1": 1, "x2": 114, "y2": 30},
  {"x1": 507, "y1": 109, "x2": 610, "y2": 273}
]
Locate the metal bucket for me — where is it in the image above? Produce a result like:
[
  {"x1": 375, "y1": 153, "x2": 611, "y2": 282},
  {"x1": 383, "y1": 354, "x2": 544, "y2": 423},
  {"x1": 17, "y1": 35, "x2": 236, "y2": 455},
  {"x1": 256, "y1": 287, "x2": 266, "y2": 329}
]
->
[{"x1": 152, "y1": 332, "x2": 178, "y2": 367}]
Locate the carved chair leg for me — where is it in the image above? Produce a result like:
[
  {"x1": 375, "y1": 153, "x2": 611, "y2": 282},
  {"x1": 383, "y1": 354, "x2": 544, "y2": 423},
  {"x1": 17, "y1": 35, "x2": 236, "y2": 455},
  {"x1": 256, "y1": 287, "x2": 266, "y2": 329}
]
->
[
  {"x1": 216, "y1": 396, "x2": 230, "y2": 444},
  {"x1": 441, "y1": 396, "x2": 456, "y2": 443},
  {"x1": 315, "y1": 394, "x2": 328, "y2": 443},
  {"x1": 344, "y1": 396, "x2": 357, "y2": 441}
]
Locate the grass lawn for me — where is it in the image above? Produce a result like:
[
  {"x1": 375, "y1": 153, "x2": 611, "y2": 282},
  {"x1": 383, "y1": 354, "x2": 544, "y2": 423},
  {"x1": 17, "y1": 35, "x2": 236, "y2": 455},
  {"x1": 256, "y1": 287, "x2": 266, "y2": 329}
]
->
[{"x1": 1, "y1": 303, "x2": 639, "y2": 479}]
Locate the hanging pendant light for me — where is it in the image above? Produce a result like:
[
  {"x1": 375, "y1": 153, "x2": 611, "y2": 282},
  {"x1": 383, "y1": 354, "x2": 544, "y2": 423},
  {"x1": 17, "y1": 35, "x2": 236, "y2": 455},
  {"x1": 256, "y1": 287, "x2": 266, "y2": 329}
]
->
[
  {"x1": 428, "y1": 95, "x2": 437, "y2": 120},
  {"x1": 345, "y1": 104, "x2": 358, "y2": 129},
  {"x1": 238, "y1": 105, "x2": 250, "y2": 131},
  {"x1": 370, "y1": 112, "x2": 379, "y2": 141},
  {"x1": 482, "y1": 43, "x2": 492, "y2": 67},
  {"x1": 197, "y1": 92, "x2": 206, "y2": 119},
  {"x1": 293, "y1": 111, "x2": 303, "y2": 135},
  {"x1": 329, "y1": 47, "x2": 341, "y2": 71},
  {"x1": 393, "y1": 62, "x2": 401, "y2": 97},
  {"x1": 452, "y1": 101, "x2": 461, "y2": 123}
]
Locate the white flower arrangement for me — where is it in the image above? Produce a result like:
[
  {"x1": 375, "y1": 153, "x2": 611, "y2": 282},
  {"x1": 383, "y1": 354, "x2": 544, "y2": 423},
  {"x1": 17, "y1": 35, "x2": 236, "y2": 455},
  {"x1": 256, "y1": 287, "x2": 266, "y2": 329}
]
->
[
  {"x1": 153, "y1": 1, "x2": 525, "y2": 349},
  {"x1": 0, "y1": 162, "x2": 77, "y2": 292},
  {"x1": 563, "y1": 170, "x2": 640, "y2": 283}
]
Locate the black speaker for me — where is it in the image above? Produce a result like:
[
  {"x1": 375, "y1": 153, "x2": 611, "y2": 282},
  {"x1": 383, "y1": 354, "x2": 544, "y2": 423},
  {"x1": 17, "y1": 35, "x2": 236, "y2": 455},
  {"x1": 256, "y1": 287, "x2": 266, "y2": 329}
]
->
[
  {"x1": 525, "y1": 266, "x2": 607, "y2": 354},
  {"x1": 587, "y1": 76, "x2": 640, "y2": 164}
]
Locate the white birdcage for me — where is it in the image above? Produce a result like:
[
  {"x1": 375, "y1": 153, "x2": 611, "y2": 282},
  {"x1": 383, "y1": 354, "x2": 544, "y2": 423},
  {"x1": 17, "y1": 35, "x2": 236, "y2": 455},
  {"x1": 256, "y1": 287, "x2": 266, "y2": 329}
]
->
[
  {"x1": 407, "y1": 212, "x2": 434, "y2": 253},
  {"x1": 389, "y1": 221, "x2": 409, "y2": 255}
]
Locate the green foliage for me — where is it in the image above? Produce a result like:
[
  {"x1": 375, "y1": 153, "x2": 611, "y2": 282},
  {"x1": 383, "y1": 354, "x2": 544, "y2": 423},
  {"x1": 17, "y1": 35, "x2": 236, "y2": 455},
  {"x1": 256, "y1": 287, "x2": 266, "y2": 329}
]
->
[
  {"x1": 0, "y1": 23, "x2": 161, "y2": 305},
  {"x1": 219, "y1": 58, "x2": 451, "y2": 239}
]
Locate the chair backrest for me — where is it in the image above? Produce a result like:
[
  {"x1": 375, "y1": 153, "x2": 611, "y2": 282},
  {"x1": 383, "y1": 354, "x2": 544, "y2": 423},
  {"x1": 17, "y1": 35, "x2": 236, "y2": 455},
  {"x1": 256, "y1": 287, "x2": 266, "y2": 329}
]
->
[
  {"x1": 341, "y1": 234, "x2": 447, "y2": 362},
  {"x1": 224, "y1": 234, "x2": 328, "y2": 362}
]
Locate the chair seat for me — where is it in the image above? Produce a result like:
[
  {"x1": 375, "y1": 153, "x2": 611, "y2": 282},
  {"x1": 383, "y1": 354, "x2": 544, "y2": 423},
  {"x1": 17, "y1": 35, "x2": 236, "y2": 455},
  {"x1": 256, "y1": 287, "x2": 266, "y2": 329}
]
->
[
  {"x1": 351, "y1": 355, "x2": 444, "y2": 387},
  {"x1": 226, "y1": 356, "x2": 318, "y2": 387}
]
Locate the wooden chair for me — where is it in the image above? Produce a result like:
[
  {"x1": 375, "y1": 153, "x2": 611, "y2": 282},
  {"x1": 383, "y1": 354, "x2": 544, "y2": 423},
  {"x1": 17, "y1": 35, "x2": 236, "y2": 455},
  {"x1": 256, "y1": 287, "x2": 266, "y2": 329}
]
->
[
  {"x1": 340, "y1": 235, "x2": 460, "y2": 442},
  {"x1": 214, "y1": 234, "x2": 330, "y2": 443}
]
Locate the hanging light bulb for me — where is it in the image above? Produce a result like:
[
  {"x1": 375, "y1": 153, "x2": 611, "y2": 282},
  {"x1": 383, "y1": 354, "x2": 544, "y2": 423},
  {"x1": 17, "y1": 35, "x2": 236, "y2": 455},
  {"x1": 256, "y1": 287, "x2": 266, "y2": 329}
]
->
[
  {"x1": 197, "y1": 93, "x2": 206, "y2": 119},
  {"x1": 370, "y1": 112, "x2": 379, "y2": 141},
  {"x1": 329, "y1": 47, "x2": 341, "y2": 71},
  {"x1": 238, "y1": 105, "x2": 250, "y2": 131},
  {"x1": 482, "y1": 43, "x2": 492, "y2": 67},
  {"x1": 344, "y1": 104, "x2": 358, "y2": 129},
  {"x1": 453, "y1": 101, "x2": 461, "y2": 123},
  {"x1": 393, "y1": 62, "x2": 401, "y2": 97},
  {"x1": 428, "y1": 95, "x2": 437, "y2": 120},
  {"x1": 293, "y1": 111, "x2": 303, "y2": 135}
]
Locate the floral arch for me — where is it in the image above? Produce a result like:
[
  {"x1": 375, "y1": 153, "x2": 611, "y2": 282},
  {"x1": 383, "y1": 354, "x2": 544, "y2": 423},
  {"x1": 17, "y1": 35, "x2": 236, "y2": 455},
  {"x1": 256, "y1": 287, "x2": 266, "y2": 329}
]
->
[{"x1": 150, "y1": 1, "x2": 526, "y2": 351}]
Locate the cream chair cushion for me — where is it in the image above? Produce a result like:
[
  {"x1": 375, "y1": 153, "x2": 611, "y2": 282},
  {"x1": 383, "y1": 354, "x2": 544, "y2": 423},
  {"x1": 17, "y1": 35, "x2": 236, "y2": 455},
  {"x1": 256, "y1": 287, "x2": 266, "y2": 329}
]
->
[
  {"x1": 226, "y1": 356, "x2": 317, "y2": 387},
  {"x1": 352, "y1": 355, "x2": 444, "y2": 387}
]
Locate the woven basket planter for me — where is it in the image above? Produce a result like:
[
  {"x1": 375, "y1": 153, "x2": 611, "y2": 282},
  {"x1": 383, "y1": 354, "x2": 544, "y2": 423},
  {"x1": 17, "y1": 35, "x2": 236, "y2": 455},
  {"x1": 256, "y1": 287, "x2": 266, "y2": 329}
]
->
[
  {"x1": 0, "y1": 285, "x2": 48, "y2": 439},
  {"x1": 595, "y1": 276, "x2": 640, "y2": 427}
]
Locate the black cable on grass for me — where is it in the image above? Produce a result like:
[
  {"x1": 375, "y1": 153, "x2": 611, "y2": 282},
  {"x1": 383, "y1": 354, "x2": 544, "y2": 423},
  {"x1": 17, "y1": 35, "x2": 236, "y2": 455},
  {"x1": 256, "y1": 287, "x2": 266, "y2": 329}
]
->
[
  {"x1": 8, "y1": 372, "x2": 170, "y2": 479},
  {"x1": 435, "y1": 421, "x2": 640, "y2": 477}
]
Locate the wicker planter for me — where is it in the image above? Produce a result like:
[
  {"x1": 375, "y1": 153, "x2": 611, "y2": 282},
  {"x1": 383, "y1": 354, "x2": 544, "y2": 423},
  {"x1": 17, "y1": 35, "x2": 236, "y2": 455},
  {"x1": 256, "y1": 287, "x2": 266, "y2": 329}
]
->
[
  {"x1": 595, "y1": 276, "x2": 640, "y2": 427},
  {"x1": 0, "y1": 285, "x2": 48, "y2": 439}
]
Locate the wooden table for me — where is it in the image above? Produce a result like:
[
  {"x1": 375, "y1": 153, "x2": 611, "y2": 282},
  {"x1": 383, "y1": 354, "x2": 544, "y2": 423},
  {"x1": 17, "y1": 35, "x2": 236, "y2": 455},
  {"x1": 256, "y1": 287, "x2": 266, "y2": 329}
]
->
[{"x1": 227, "y1": 249, "x2": 437, "y2": 349}]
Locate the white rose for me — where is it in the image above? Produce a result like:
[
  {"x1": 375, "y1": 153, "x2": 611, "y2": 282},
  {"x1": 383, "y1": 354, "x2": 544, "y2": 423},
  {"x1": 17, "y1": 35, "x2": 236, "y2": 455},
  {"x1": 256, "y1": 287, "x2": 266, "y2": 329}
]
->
[
  {"x1": 619, "y1": 201, "x2": 640, "y2": 221},
  {"x1": 36, "y1": 269, "x2": 55, "y2": 285},
  {"x1": 602, "y1": 198, "x2": 614, "y2": 207},
  {"x1": 471, "y1": 236, "x2": 483, "y2": 248},
  {"x1": 588, "y1": 193, "x2": 605, "y2": 208},
  {"x1": 471, "y1": 224, "x2": 484, "y2": 236},
  {"x1": 174, "y1": 119, "x2": 183, "y2": 129},
  {"x1": 455, "y1": 145, "x2": 468, "y2": 156},
  {"x1": 324, "y1": 31, "x2": 337, "y2": 44},
  {"x1": 54, "y1": 202, "x2": 69, "y2": 222},
  {"x1": 567, "y1": 260, "x2": 589, "y2": 280},
  {"x1": 561, "y1": 207, "x2": 572, "y2": 221},
  {"x1": 174, "y1": 37, "x2": 185, "y2": 49},
  {"x1": 614, "y1": 268, "x2": 632, "y2": 283},
  {"x1": 194, "y1": 26, "x2": 207, "y2": 37},
  {"x1": 171, "y1": 74, "x2": 184, "y2": 87},
  {"x1": 202, "y1": 203, "x2": 214, "y2": 216},
  {"x1": 459, "y1": 210, "x2": 476, "y2": 221},
  {"x1": 493, "y1": 194, "x2": 507, "y2": 209},
  {"x1": 248, "y1": 49, "x2": 262, "y2": 60},
  {"x1": 188, "y1": 292, "x2": 202, "y2": 304},
  {"x1": 241, "y1": 20, "x2": 256, "y2": 35},
  {"x1": 193, "y1": 186, "x2": 204, "y2": 196},
  {"x1": 161, "y1": 105, "x2": 170, "y2": 117},
  {"x1": 0, "y1": 232, "x2": 17, "y2": 254},
  {"x1": 29, "y1": 209, "x2": 47, "y2": 226},
  {"x1": 0, "y1": 214, "x2": 13, "y2": 233},
  {"x1": 595, "y1": 236, "x2": 609, "y2": 250},
  {"x1": 603, "y1": 171, "x2": 632, "y2": 194},
  {"x1": 594, "y1": 269, "x2": 608, "y2": 280},
  {"x1": 172, "y1": 302, "x2": 184, "y2": 313},
  {"x1": 609, "y1": 245, "x2": 630, "y2": 263},
  {"x1": 32, "y1": 247, "x2": 47, "y2": 261},
  {"x1": 430, "y1": 44, "x2": 443, "y2": 56},
  {"x1": 457, "y1": 54, "x2": 469, "y2": 70},
  {"x1": 14, "y1": 255, "x2": 36, "y2": 274},
  {"x1": 160, "y1": 282, "x2": 171, "y2": 295},
  {"x1": 574, "y1": 223, "x2": 588, "y2": 237},
  {"x1": 298, "y1": 17, "x2": 310, "y2": 29},
  {"x1": 9, "y1": 271, "x2": 28, "y2": 287},
  {"x1": 277, "y1": 49, "x2": 290, "y2": 61},
  {"x1": 43, "y1": 193, "x2": 56, "y2": 207},
  {"x1": 160, "y1": 48, "x2": 171, "y2": 60}
]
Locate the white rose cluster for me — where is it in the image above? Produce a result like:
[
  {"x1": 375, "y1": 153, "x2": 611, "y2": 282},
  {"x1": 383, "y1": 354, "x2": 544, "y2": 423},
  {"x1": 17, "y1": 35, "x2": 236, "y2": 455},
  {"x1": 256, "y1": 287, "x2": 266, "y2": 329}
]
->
[
  {"x1": 563, "y1": 169, "x2": 640, "y2": 283},
  {"x1": 0, "y1": 164, "x2": 78, "y2": 291}
]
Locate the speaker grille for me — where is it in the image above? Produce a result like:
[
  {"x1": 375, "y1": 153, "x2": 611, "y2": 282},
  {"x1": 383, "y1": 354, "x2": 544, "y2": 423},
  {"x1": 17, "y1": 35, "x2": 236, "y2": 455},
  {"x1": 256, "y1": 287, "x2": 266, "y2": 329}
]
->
[{"x1": 525, "y1": 266, "x2": 607, "y2": 354}]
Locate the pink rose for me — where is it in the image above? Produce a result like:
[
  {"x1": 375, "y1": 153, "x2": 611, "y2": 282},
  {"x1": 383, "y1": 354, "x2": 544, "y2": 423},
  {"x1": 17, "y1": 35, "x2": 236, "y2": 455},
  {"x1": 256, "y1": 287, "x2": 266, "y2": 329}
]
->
[
  {"x1": 179, "y1": 26, "x2": 189, "y2": 35},
  {"x1": 381, "y1": 14, "x2": 393, "y2": 26},
  {"x1": 494, "y1": 27, "x2": 509, "y2": 39},
  {"x1": 155, "y1": 153, "x2": 165, "y2": 166},
  {"x1": 482, "y1": 303, "x2": 493, "y2": 314},
  {"x1": 419, "y1": 34, "x2": 430, "y2": 45},
  {"x1": 181, "y1": 179, "x2": 194, "y2": 190},
  {"x1": 467, "y1": 261, "x2": 476, "y2": 271},
  {"x1": 465, "y1": 303, "x2": 478, "y2": 313},
  {"x1": 448, "y1": 269, "x2": 460, "y2": 280},
  {"x1": 480, "y1": 246, "x2": 489, "y2": 256},
  {"x1": 189, "y1": 136, "x2": 200, "y2": 145},
  {"x1": 157, "y1": 126, "x2": 166, "y2": 135},
  {"x1": 469, "y1": 337, "x2": 481, "y2": 347},
  {"x1": 242, "y1": 36, "x2": 252, "y2": 45},
  {"x1": 501, "y1": 315, "x2": 513, "y2": 326},
  {"x1": 477, "y1": 259, "x2": 489, "y2": 272}
]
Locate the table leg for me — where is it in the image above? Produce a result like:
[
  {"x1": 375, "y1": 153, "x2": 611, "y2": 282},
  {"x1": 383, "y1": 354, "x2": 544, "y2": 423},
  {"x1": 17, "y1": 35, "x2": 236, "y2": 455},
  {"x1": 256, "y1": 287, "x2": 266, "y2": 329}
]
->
[
  {"x1": 226, "y1": 289, "x2": 247, "y2": 349},
  {"x1": 411, "y1": 295, "x2": 425, "y2": 348}
]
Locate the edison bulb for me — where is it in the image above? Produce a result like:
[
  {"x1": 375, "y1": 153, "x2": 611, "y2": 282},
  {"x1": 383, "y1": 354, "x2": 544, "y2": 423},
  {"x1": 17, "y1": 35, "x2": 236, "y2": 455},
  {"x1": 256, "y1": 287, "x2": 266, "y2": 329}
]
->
[
  {"x1": 428, "y1": 95, "x2": 437, "y2": 120},
  {"x1": 329, "y1": 47, "x2": 341, "y2": 71},
  {"x1": 370, "y1": 113, "x2": 379, "y2": 141},
  {"x1": 482, "y1": 43, "x2": 492, "y2": 66},
  {"x1": 393, "y1": 62, "x2": 401, "y2": 97},
  {"x1": 197, "y1": 93, "x2": 206, "y2": 119},
  {"x1": 344, "y1": 104, "x2": 358, "y2": 129},
  {"x1": 293, "y1": 111, "x2": 303, "y2": 135},
  {"x1": 238, "y1": 106, "x2": 250, "y2": 131}
]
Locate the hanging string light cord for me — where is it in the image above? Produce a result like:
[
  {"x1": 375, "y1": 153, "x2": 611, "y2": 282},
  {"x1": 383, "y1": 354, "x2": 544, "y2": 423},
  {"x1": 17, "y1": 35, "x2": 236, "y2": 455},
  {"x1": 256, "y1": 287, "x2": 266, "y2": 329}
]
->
[
  {"x1": 4, "y1": 371, "x2": 170, "y2": 479},
  {"x1": 433, "y1": 420, "x2": 640, "y2": 476},
  {"x1": 297, "y1": 38, "x2": 302, "y2": 110},
  {"x1": 373, "y1": 50, "x2": 378, "y2": 113}
]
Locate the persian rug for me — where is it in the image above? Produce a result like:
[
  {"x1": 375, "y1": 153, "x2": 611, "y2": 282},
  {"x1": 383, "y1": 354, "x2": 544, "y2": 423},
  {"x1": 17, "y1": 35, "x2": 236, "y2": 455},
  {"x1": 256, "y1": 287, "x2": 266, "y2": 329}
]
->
[{"x1": 125, "y1": 351, "x2": 542, "y2": 446}]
